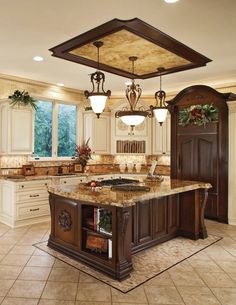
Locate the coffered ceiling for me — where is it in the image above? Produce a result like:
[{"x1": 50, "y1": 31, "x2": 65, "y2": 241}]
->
[{"x1": 0, "y1": 0, "x2": 236, "y2": 95}]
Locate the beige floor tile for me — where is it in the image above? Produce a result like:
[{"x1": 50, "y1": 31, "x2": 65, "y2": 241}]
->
[
  {"x1": 0, "y1": 254, "x2": 31, "y2": 266},
  {"x1": 41, "y1": 281, "x2": 78, "y2": 300},
  {"x1": 0, "y1": 244, "x2": 14, "y2": 255},
  {"x1": 145, "y1": 286, "x2": 183, "y2": 304},
  {"x1": 187, "y1": 251, "x2": 211, "y2": 261},
  {"x1": 18, "y1": 266, "x2": 51, "y2": 281},
  {"x1": 26, "y1": 255, "x2": 55, "y2": 267},
  {"x1": 177, "y1": 286, "x2": 220, "y2": 305},
  {"x1": 188, "y1": 259, "x2": 222, "y2": 273},
  {"x1": 49, "y1": 267, "x2": 80, "y2": 282},
  {"x1": 77, "y1": 283, "x2": 111, "y2": 302},
  {"x1": 0, "y1": 280, "x2": 15, "y2": 297},
  {"x1": 7, "y1": 280, "x2": 46, "y2": 298},
  {"x1": 1, "y1": 297, "x2": 39, "y2": 305},
  {"x1": 79, "y1": 272, "x2": 101, "y2": 283},
  {"x1": 169, "y1": 260, "x2": 194, "y2": 272},
  {"x1": 169, "y1": 270, "x2": 205, "y2": 287},
  {"x1": 76, "y1": 302, "x2": 111, "y2": 305},
  {"x1": 9, "y1": 245, "x2": 35, "y2": 255},
  {"x1": 0, "y1": 297, "x2": 3, "y2": 303},
  {"x1": 206, "y1": 245, "x2": 236, "y2": 261},
  {"x1": 212, "y1": 288, "x2": 236, "y2": 305},
  {"x1": 0, "y1": 265, "x2": 23, "y2": 280},
  {"x1": 33, "y1": 248, "x2": 51, "y2": 256},
  {"x1": 51, "y1": 259, "x2": 70, "y2": 268},
  {"x1": 0, "y1": 236, "x2": 18, "y2": 245},
  {"x1": 217, "y1": 260, "x2": 236, "y2": 273},
  {"x1": 228, "y1": 272, "x2": 236, "y2": 282},
  {"x1": 145, "y1": 272, "x2": 174, "y2": 287},
  {"x1": 112, "y1": 303, "x2": 146, "y2": 305},
  {"x1": 111, "y1": 286, "x2": 147, "y2": 303},
  {"x1": 199, "y1": 272, "x2": 236, "y2": 287},
  {"x1": 39, "y1": 300, "x2": 75, "y2": 305}
]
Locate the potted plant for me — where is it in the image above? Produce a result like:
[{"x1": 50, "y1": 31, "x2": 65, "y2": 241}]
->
[{"x1": 8, "y1": 90, "x2": 37, "y2": 110}]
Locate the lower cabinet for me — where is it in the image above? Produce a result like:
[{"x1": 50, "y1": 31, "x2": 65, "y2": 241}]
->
[{"x1": 132, "y1": 195, "x2": 179, "y2": 253}]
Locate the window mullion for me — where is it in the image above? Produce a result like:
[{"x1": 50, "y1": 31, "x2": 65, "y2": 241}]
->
[{"x1": 52, "y1": 101, "x2": 58, "y2": 158}]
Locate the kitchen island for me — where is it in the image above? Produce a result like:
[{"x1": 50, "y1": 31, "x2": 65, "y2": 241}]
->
[{"x1": 48, "y1": 177, "x2": 211, "y2": 280}]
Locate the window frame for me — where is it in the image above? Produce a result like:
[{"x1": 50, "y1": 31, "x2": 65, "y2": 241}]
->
[{"x1": 31, "y1": 98, "x2": 82, "y2": 161}]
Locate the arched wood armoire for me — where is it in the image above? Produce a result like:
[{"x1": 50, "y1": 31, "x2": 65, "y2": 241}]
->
[{"x1": 169, "y1": 85, "x2": 236, "y2": 223}]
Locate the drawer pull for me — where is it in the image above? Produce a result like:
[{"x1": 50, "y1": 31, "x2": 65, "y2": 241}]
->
[
  {"x1": 45, "y1": 183, "x2": 48, "y2": 186},
  {"x1": 29, "y1": 194, "x2": 40, "y2": 198},
  {"x1": 64, "y1": 181, "x2": 67, "y2": 184},
  {"x1": 21, "y1": 185, "x2": 24, "y2": 188},
  {"x1": 30, "y1": 208, "x2": 40, "y2": 212}
]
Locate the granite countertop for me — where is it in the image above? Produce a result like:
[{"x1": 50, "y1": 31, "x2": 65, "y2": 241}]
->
[{"x1": 47, "y1": 177, "x2": 212, "y2": 208}]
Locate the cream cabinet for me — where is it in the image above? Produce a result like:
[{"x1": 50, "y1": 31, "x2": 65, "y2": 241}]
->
[
  {"x1": 83, "y1": 112, "x2": 110, "y2": 154},
  {"x1": 0, "y1": 179, "x2": 50, "y2": 228},
  {"x1": 152, "y1": 113, "x2": 171, "y2": 155},
  {"x1": 0, "y1": 100, "x2": 34, "y2": 155}
]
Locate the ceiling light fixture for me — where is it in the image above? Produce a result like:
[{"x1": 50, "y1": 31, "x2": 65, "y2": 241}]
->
[
  {"x1": 84, "y1": 41, "x2": 111, "y2": 118},
  {"x1": 33, "y1": 56, "x2": 44, "y2": 62},
  {"x1": 150, "y1": 68, "x2": 169, "y2": 126},
  {"x1": 115, "y1": 56, "x2": 150, "y2": 133},
  {"x1": 57, "y1": 83, "x2": 64, "y2": 87},
  {"x1": 164, "y1": 0, "x2": 179, "y2": 3}
]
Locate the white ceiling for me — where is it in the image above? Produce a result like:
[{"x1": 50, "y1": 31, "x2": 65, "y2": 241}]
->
[{"x1": 0, "y1": 0, "x2": 236, "y2": 95}]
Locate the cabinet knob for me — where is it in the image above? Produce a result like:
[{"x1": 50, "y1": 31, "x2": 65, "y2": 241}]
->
[
  {"x1": 21, "y1": 185, "x2": 24, "y2": 188},
  {"x1": 45, "y1": 183, "x2": 48, "y2": 186},
  {"x1": 29, "y1": 194, "x2": 39, "y2": 198},
  {"x1": 64, "y1": 181, "x2": 67, "y2": 184}
]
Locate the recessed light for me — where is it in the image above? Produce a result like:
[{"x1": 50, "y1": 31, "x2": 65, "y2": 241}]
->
[
  {"x1": 33, "y1": 56, "x2": 44, "y2": 62},
  {"x1": 57, "y1": 83, "x2": 64, "y2": 87},
  {"x1": 164, "y1": 0, "x2": 179, "y2": 3}
]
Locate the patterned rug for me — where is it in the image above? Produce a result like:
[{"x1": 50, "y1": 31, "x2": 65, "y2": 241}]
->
[{"x1": 35, "y1": 235, "x2": 221, "y2": 293}]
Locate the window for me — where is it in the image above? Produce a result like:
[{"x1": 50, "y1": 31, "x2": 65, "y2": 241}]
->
[
  {"x1": 58, "y1": 104, "x2": 76, "y2": 157},
  {"x1": 34, "y1": 100, "x2": 78, "y2": 158},
  {"x1": 34, "y1": 100, "x2": 52, "y2": 157}
]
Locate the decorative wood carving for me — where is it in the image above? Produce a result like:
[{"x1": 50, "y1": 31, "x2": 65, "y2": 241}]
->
[{"x1": 58, "y1": 209, "x2": 72, "y2": 231}]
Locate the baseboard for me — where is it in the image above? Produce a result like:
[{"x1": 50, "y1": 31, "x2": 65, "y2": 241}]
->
[{"x1": 228, "y1": 218, "x2": 236, "y2": 226}]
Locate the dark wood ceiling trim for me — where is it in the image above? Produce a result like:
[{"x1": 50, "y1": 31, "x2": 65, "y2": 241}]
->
[{"x1": 49, "y1": 18, "x2": 212, "y2": 79}]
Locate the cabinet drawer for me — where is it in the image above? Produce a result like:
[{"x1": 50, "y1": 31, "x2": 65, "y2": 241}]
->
[
  {"x1": 16, "y1": 180, "x2": 50, "y2": 192},
  {"x1": 16, "y1": 190, "x2": 49, "y2": 203},
  {"x1": 16, "y1": 202, "x2": 50, "y2": 220}
]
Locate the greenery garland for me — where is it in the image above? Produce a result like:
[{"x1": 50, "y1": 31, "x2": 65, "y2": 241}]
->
[
  {"x1": 8, "y1": 90, "x2": 37, "y2": 109},
  {"x1": 178, "y1": 104, "x2": 218, "y2": 127}
]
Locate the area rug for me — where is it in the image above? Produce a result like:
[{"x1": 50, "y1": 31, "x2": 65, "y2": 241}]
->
[{"x1": 35, "y1": 235, "x2": 221, "y2": 293}]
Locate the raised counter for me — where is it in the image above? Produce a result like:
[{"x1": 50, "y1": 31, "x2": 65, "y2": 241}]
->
[{"x1": 48, "y1": 178, "x2": 211, "y2": 280}]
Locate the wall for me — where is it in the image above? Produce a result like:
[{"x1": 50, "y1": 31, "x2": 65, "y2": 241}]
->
[{"x1": 0, "y1": 73, "x2": 236, "y2": 176}]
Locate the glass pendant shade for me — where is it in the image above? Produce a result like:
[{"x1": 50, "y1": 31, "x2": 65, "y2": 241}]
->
[
  {"x1": 153, "y1": 108, "x2": 168, "y2": 125},
  {"x1": 89, "y1": 95, "x2": 107, "y2": 114},
  {"x1": 120, "y1": 114, "x2": 145, "y2": 126}
]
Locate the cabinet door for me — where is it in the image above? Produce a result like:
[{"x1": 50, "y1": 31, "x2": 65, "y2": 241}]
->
[
  {"x1": 10, "y1": 107, "x2": 34, "y2": 154},
  {"x1": 167, "y1": 195, "x2": 179, "y2": 234},
  {"x1": 152, "y1": 197, "x2": 168, "y2": 239},
  {"x1": 136, "y1": 200, "x2": 153, "y2": 244},
  {"x1": 152, "y1": 114, "x2": 170, "y2": 155},
  {"x1": 177, "y1": 135, "x2": 195, "y2": 180},
  {"x1": 83, "y1": 112, "x2": 110, "y2": 154},
  {"x1": 93, "y1": 115, "x2": 110, "y2": 154}
]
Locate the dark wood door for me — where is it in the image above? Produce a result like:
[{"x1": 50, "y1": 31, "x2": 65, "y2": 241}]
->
[{"x1": 177, "y1": 135, "x2": 195, "y2": 180}]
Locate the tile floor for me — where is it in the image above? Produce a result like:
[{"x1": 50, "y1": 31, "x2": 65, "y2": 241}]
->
[{"x1": 0, "y1": 220, "x2": 236, "y2": 305}]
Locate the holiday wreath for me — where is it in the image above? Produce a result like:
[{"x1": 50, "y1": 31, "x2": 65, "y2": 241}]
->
[{"x1": 178, "y1": 104, "x2": 218, "y2": 127}]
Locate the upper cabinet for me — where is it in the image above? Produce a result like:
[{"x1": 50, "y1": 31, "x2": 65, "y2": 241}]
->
[
  {"x1": 152, "y1": 113, "x2": 171, "y2": 155},
  {"x1": 0, "y1": 100, "x2": 34, "y2": 155},
  {"x1": 83, "y1": 112, "x2": 110, "y2": 154}
]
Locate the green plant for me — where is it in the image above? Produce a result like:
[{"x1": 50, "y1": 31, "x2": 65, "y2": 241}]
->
[
  {"x1": 8, "y1": 90, "x2": 37, "y2": 109},
  {"x1": 178, "y1": 104, "x2": 218, "y2": 127}
]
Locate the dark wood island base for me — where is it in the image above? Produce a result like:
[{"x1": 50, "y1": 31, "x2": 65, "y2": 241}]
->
[{"x1": 48, "y1": 179, "x2": 210, "y2": 280}]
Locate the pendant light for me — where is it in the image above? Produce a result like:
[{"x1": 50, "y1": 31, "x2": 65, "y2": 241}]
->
[
  {"x1": 115, "y1": 56, "x2": 149, "y2": 132},
  {"x1": 84, "y1": 41, "x2": 111, "y2": 118},
  {"x1": 150, "y1": 68, "x2": 168, "y2": 126}
]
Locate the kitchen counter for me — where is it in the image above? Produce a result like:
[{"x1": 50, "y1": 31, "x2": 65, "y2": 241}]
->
[{"x1": 48, "y1": 177, "x2": 211, "y2": 208}]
